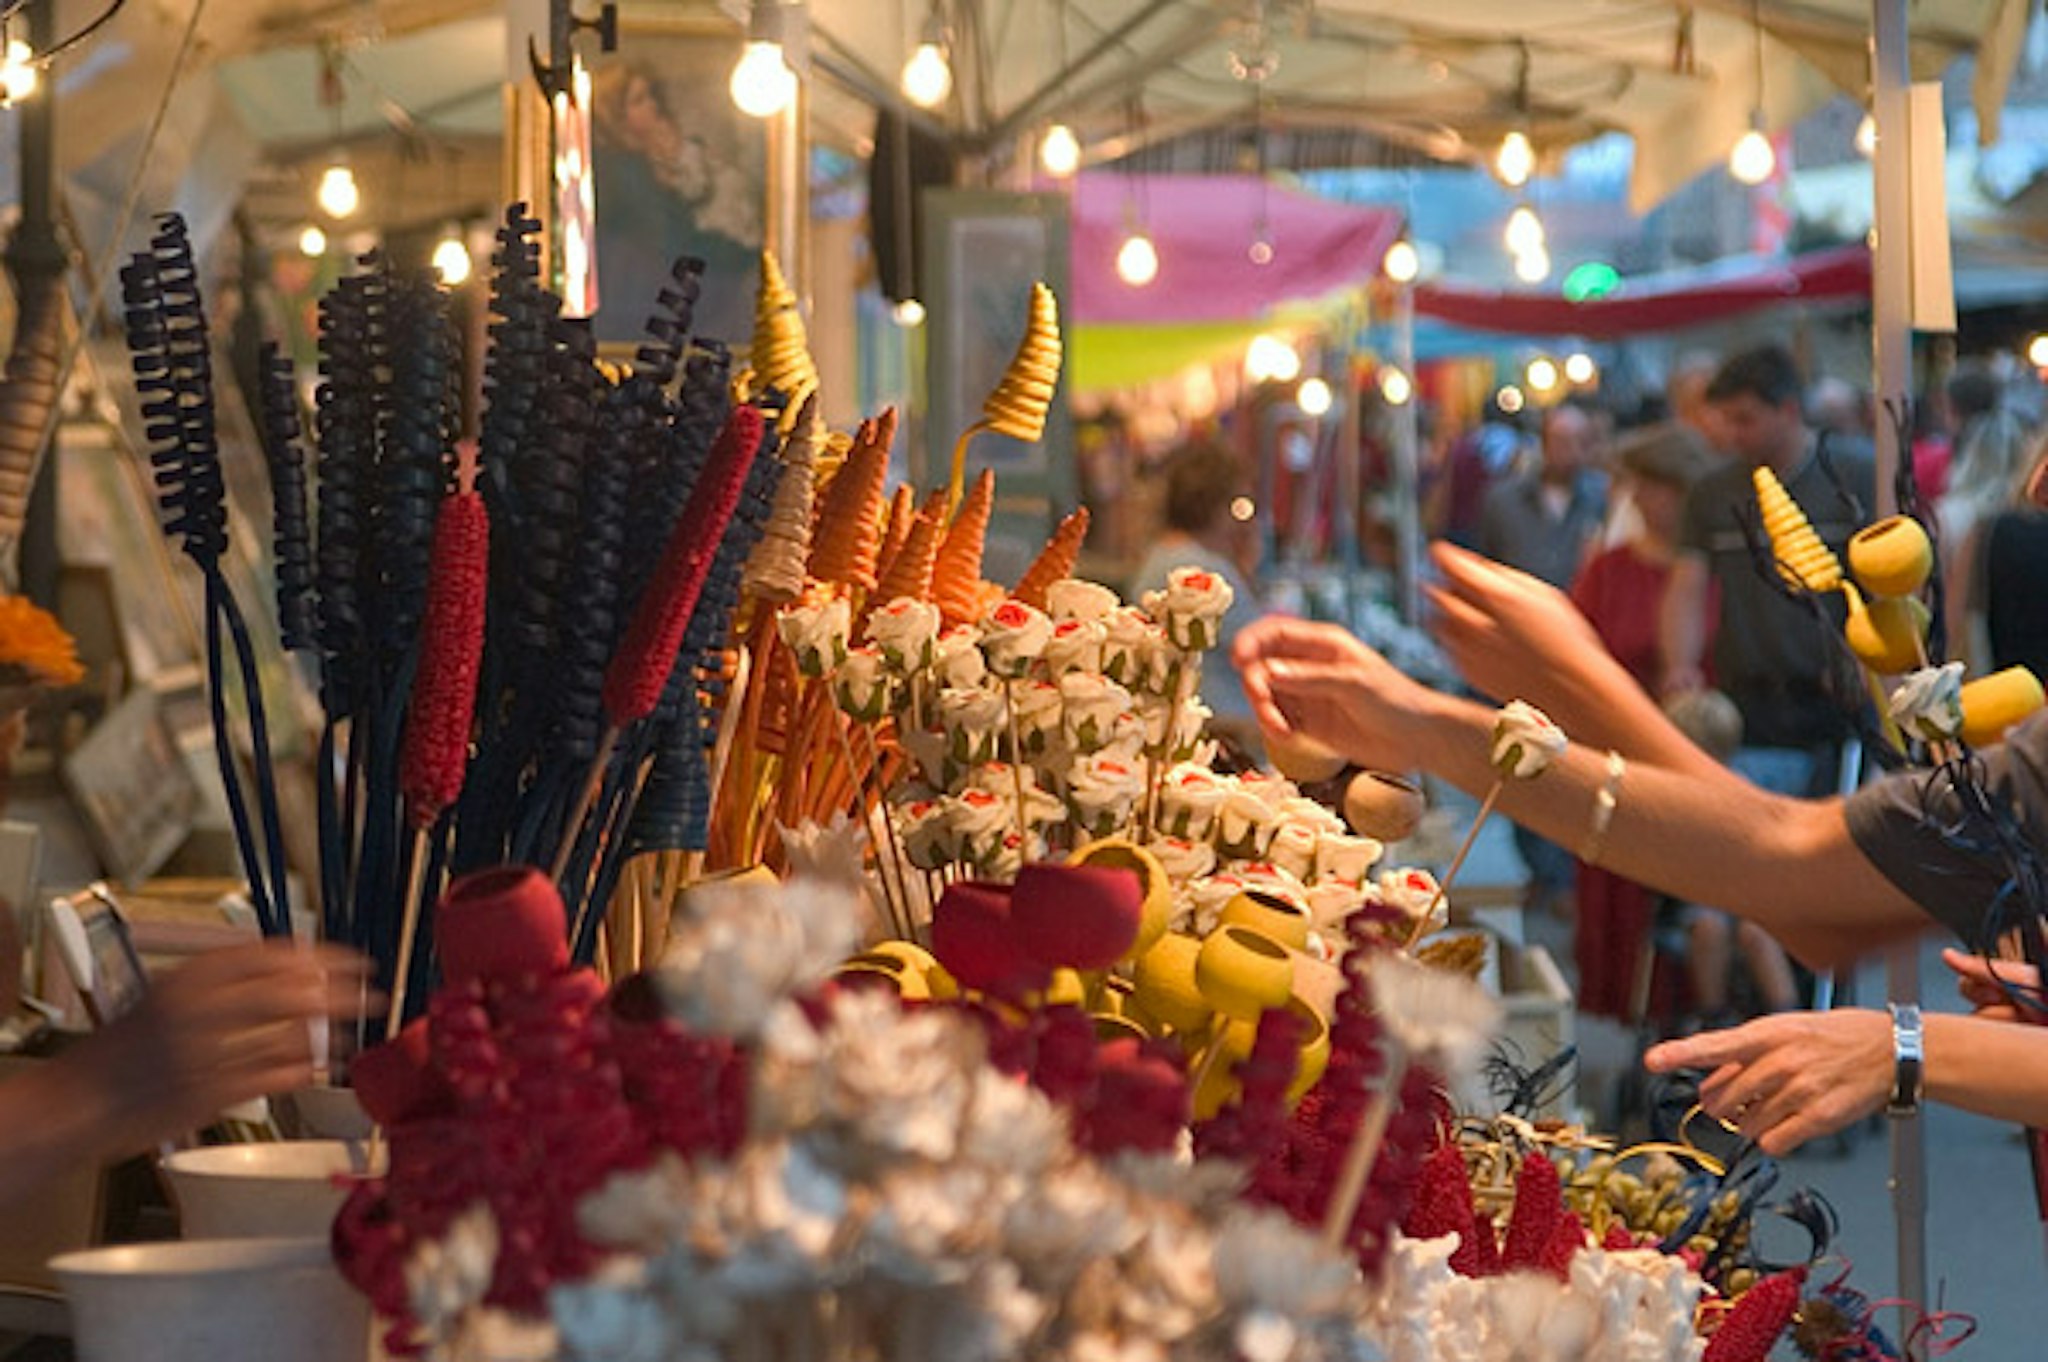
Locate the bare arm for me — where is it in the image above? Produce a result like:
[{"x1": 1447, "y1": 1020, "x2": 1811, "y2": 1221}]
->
[
  {"x1": 1234, "y1": 617, "x2": 1931, "y2": 969},
  {"x1": 1647, "y1": 1008, "x2": 2048, "y2": 1154},
  {"x1": 0, "y1": 943, "x2": 369, "y2": 1210},
  {"x1": 1657, "y1": 550, "x2": 1710, "y2": 697},
  {"x1": 1428, "y1": 541, "x2": 1721, "y2": 777}
]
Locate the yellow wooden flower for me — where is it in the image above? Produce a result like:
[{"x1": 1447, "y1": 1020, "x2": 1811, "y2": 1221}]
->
[{"x1": 0, "y1": 595, "x2": 83, "y2": 688}]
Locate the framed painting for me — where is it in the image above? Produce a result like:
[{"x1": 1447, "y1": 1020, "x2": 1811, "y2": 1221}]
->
[{"x1": 587, "y1": 9, "x2": 766, "y2": 351}]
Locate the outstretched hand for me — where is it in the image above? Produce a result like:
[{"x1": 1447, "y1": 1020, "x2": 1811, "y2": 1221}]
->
[
  {"x1": 1426, "y1": 541, "x2": 1608, "y2": 705},
  {"x1": 1643, "y1": 1009, "x2": 1891, "y2": 1156},
  {"x1": 1230, "y1": 615, "x2": 1435, "y2": 774},
  {"x1": 72, "y1": 941, "x2": 373, "y2": 1151},
  {"x1": 1942, "y1": 946, "x2": 2044, "y2": 1021}
]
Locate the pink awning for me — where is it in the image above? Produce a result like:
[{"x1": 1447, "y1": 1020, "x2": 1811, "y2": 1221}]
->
[
  {"x1": 1069, "y1": 173, "x2": 1403, "y2": 326},
  {"x1": 1412, "y1": 244, "x2": 1874, "y2": 339}
]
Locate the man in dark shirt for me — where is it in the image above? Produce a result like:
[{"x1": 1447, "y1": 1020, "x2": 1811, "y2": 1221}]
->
[{"x1": 1661, "y1": 346, "x2": 1874, "y2": 795}]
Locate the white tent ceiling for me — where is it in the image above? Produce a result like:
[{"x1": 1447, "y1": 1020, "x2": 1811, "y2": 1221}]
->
[{"x1": 6, "y1": 0, "x2": 2033, "y2": 243}]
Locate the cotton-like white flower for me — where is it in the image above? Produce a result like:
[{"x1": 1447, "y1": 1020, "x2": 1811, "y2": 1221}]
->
[
  {"x1": 654, "y1": 875, "x2": 859, "y2": 1037},
  {"x1": 1047, "y1": 578, "x2": 1121, "y2": 623},
  {"x1": 1158, "y1": 763, "x2": 1229, "y2": 839},
  {"x1": 777, "y1": 596, "x2": 851, "y2": 679},
  {"x1": 814, "y1": 989, "x2": 981, "y2": 1163},
  {"x1": 831, "y1": 643, "x2": 895, "y2": 721},
  {"x1": 1001, "y1": 1163, "x2": 1143, "y2": 1288},
  {"x1": 776, "y1": 814, "x2": 871, "y2": 893},
  {"x1": 958, "y1": 1065, "x2": 1069, "y2": 1178},
  {"x1": 1210, "y1": 1205, "x2": 1356, "y2": 1357},
  {"x1": 1042, "y1": 617, "x2": 1107, "y2": 677},
  {"x1": 1061, "y1": 671, "x2": 1139, "y2": 752},
  {"x1": 1365, "y1": 950, "x2": 1501, "y2": 1079},
  {"x1": 1891, "y1": 660, "x2": 1965, "y2": 743},
  {"x1": 405, "y1": 1204, "x2": 500, "y2": 1339},
  {"x1": 578, "y1": 1157, "x2": 697, "y2": 1250},
  {"x1": 1491, "y1": 699, "x2": 1568, "y2": 778},
  {"x1": 868, "y1": 596, "x2": 942, "y2": 672},
  {"x1": 549, "y1": 1259, "x2": 677, "y2": 1362},
  {"x1": 980, "y1": 599, "x2": 1054, "y2": 678},
  {"x1": 1162, "y1": 566, "x2": 1235, "y2": 651},
  {"x1": 936, "y1": 624, "x2": 989, "y2": 689}
]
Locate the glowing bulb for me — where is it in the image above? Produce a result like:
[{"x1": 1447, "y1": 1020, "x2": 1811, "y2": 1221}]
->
[
  {"x1": 1855, "y1": 112, "x2": 1877, "y2": 159},
  {"x1": 1297, "y1": 377, "x2": 1333, "y2": 416},
  {"x1": 1526, "y1": 357, "x2": 1561, "y2": 392},
  {"x1": 901, "y1": 41, "x2": 952, "y2": 108},
  {"x1": 1245, "y1": 334, "x2": 1301, "y2": 384},
  {"x1": 1513, "y1": 245, "x2": 1551, "y2": 284},
  {"x1": 730, "y1": 41, "x2": 797, "y2": 118},
  {"x1": 316, "y1": 163, "x2": 360, "y2": 219},
  {"x1": 1495, "y1": 129, "x2": 1534, "y2": 188},
  {"x1": 1729, "y1": 126, "x2": 1776, "y2": 185},
  {"x1": 1229, "y1": 496, "x2": 1256, "y2": 522},
  {"x1": 892, "y1": 297, "x2": 927, "y2": 327},
  {"x1": 1115, "y1": 231, "x2": 1159, "y2": 287},
  {"x1": 1, "y1": 39, "x2": 36, "y2": 102},
  {"x1": 433, "y1": 232, "x2": 472, "y2": 286},
  {"x1": 1563, "y1": 352, "x2": 1596, "y2": 385},
  {"x1": 298, "y1": 225, "x2": 327, "y2": 257},
  {"x1": 1379, "y1": 368, "x2": 1412, "y2": 406},
  {"x1": 1248, "y1": 238, "x2": 1274, "y2": 266},
  {"x1": 2027, "y1": 334, "x2": 2048, "y2": 369},
  {"x1": 1382, "y1": 239, "x2": 1420, "y2": 284},
  {"x1": 1040, "y1": 123, "x2": 1081, "y2": 177},
  {"x1": 1496, "y1": 384, "x2": 1526, "y2": 414},
  {"x1": 1504, "y1": 204, "x2": 1545, "y2": 256}
]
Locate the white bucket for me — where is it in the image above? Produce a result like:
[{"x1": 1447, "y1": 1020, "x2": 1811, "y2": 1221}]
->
[
  {"x1": 161, "y1": 1140, "x2": 379, "y2": 1240},
  {"x1": 51, "y1": 1237, "x2": 370, "y2": 1362}
]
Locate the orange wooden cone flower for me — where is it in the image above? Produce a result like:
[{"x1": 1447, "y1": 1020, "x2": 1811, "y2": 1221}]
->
[
  {"x1": 1012, "y1": 506, "x2": 1091, "y2": 609},
  {"x1": 806, "y1": 408, "x2": 894, "y2": 592},
  {"x1": 934, "y1": 467, "x2": 995, "y2": 628}
]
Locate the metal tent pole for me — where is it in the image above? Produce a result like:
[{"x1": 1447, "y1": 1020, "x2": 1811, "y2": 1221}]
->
[
  {"x1": 1391, "y1": 282, "x2": 1420, "y2": 626},
  {"x1": 1871, "y1": 0, "x2": 1929, "y2": 1345}
]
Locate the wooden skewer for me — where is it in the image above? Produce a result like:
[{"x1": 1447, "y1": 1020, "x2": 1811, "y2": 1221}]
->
[
  {"x1": 1405, "y1": 780, "x2": 1503, "y2": 949},
  {"x1": 383, "y1": 826, "x2": 432, "y2": 1042}
]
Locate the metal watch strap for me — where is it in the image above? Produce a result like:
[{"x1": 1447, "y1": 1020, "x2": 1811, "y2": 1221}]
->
[{"x1": 1887, "y1": 1002, "x2": 1924, "y2": 1118}]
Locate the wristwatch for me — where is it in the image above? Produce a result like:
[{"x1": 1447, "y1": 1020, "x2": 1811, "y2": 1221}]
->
[{"x1": 1887, "y1": 1003, "x2": 1924, "y2": 1118}]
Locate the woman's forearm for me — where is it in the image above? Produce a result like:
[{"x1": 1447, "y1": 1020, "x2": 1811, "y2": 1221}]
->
[
  {"x1": 0, "y1": 1049, "x2": 134, "y2": 1210},
  {"x1": 1406, "y1": 687, "x2": 1930, "y2": 968},
  {"x1": 1925, "y1": 1012, "x2": 2048, "y2": 1129}
]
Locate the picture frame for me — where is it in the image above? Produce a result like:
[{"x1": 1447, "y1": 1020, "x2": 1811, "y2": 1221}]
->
[
  {"x1": 45, "y1": 884, "x2": 148, "y2": 1027},
  {"x1": 61, "y1": 686, "x2": 200, "y2": 890},
  {"x1": 586, "y1": 8, "x2": 766, "y2": 352}
]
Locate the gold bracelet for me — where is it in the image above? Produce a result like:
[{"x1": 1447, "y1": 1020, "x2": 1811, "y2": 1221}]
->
[{"x1": 1580, "y1": 748, "x2": 1626, "y2": 866}]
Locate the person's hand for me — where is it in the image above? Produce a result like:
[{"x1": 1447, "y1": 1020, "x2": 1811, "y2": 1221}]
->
[
  {"x1": 1230, "y1": 616, "x2": 1435, "y2": 772},
  {"x1": 1643, "y1": 1009, "x2": 1891, "y2": 1156},
  {"x1": 70, "y1": 942, "x2": 372, "y2": 1151},
  {"x1": 1942, "y1": 946, "x2": 2043, "y2": 1021},
  {"x1": 1425, "y1": 540, "x2": 1610, "y2": 707}
]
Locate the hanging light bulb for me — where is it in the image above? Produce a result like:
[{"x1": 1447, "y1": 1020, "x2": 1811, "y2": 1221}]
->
[
  {"x1": 1513, "y1": 245, "x2": 1551, "y2": 284},
  {"x1": 1116, "y1": 231, "x2": 1159, "y2": 287},
  {"x1": 432, "y1": 230, "x2": 473, "y2": 286},
  {"x1": 298, "y1": 225, "x2": 328, "y2": 258},
  {"x1": 1378, "y1": 368, "x2": 1413, "y2": 406},
  {"x1": 901, "y1": 25, "x2": 953, "y2": 109},
  {"x1": 1496, "y1": 384, "x2": 1526, "y2": 414},
  {"x1": 1248, "y1": 237, "x2": 1274, "y2": 266},
  {"x1": 1526, "y1": 357, "x2": 1561, "y2": 393},
  {"x1": 1, "y1": 36, "x2": 36, "y2": 103},
  {"x1": 1854, "y1": 111, "x2": 1877, "y2": 159},
  {"x1": 1729, "y1": 118, "x2": 1776, "y2": 185},
  {"x1": 1494, "y1": 129, "x2": 1534, "y2": 188},
  {"x1": 1296, "y1": 377, "x2": 1333, "y2": 416},
  {"x1": 731, "y1": 3, "x2": 800, "y2": 118},
  {"x1": 1503, "y1": 204, "x2": 1545, "y2": 257},
  {"x1": 1382, "y1": 238, "x2": 1420, "y2": 284},
  {"x1": 1563, "y1": 352, "x2": 1597, "y2": 385},
  {"x1": 2026, "y1": 334, "x2": 2048, "y2": 369},
  {"x1": 892, "y1": 297, "x2": 927, "y2": 327},
  {"x1": 1040, "y1": 123, "x2": 1081, "y2": 177},
  {"x1": 1245, "y1": 334, "x2": 1300, "y2": 385},
  {"x1": 316, "y1": 161, "x2": 360, "y2": 219}
]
